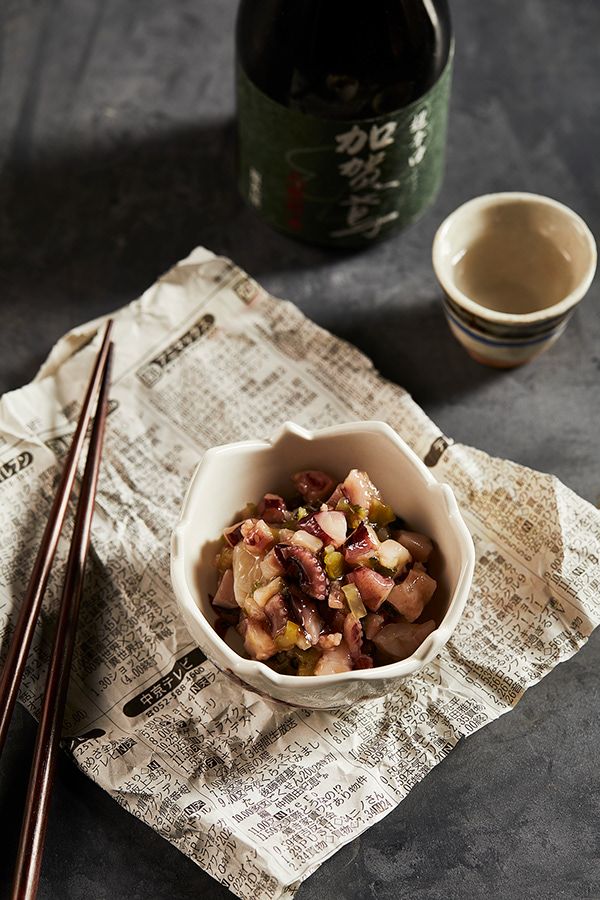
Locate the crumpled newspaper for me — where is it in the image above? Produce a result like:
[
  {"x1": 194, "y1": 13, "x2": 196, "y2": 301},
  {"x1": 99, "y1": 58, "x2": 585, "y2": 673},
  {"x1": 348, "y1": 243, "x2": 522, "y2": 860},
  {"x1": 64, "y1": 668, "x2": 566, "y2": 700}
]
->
[{"x1": 0, "y1": 247, "x2": 598, "y2": 899}]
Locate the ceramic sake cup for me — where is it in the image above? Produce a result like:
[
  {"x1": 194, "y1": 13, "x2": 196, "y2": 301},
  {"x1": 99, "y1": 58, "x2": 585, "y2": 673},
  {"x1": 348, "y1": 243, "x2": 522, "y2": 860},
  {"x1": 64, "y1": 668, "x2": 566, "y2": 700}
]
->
[
  {"x1": 170, "y1": 421, "x2": 475, "y2": 709},
  {"x1": 432, "y1": 192, "x2": 597, "y2": 367}
]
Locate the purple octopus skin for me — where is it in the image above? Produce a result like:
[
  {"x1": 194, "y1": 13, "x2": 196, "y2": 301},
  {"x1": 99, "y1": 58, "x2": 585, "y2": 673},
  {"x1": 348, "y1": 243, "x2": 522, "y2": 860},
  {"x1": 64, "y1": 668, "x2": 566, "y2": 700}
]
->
[
  {"x1": 257, "y1": 493, "x2": 288, "y2": 524},
  {"x1": 288, "y1": 589, "x2": 324, "y2": 645},
  {"x1": 343, "y1": 521, "x2": 379, "y2": 566},
  {"x1": 274, "y1": 543, "x2": 329, "y2": 601},
  {"x1": 223, "y1": 521, "x2": 244, "y2": 547},
  {"x1": 354, "y1": 654, "x2": 374, "y2": 669},
  {"x1": 394, "y1": 529, "x2": 433, "y2": 563},
  {"x1": 264, "y1": 592, "x2": 289, "y2": 637},
  {"x1": 343, "y1": 613, "x2": 364, "y2": 660},
  {"x1": 346, "y1": 567, "x2": 394, "y2": 611},
  {"x1": 299, "y1": 510, "x2": 347, "y2": 548},
  {"x1": 292, "y1": 470, "x2": 336, "y2": 504}
]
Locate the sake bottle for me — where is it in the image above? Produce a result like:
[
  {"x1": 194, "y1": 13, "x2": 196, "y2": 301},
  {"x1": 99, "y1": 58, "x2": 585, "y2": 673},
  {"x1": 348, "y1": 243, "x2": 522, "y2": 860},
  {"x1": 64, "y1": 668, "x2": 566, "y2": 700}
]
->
[{"x1": 236, "y1": 0, "x2": 453, "y2": 248}]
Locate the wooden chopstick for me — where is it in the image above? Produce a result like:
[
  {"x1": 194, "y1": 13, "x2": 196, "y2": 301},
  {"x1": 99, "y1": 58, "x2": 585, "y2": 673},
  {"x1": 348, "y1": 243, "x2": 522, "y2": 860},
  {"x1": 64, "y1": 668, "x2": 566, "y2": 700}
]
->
[
  {"x1": 0, "y1": 319, "x2": 113, "y2": 757},
  {"x1": 10, "y1": 342, "x2": 113, "y2": 900}
]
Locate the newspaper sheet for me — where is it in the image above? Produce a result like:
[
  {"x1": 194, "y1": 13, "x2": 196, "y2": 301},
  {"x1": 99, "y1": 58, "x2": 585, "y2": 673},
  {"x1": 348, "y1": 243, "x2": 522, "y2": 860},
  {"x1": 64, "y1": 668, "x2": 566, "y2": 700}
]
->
[{"x1": 1, "y1": 247, "x2": 599, "y2": 899}]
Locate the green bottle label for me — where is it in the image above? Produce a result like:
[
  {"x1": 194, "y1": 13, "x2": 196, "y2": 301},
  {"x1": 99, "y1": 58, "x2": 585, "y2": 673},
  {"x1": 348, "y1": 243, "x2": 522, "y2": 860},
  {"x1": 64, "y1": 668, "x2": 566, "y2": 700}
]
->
[{"x1": 237, "y1": 51, "x2": 453, "y2": 247}]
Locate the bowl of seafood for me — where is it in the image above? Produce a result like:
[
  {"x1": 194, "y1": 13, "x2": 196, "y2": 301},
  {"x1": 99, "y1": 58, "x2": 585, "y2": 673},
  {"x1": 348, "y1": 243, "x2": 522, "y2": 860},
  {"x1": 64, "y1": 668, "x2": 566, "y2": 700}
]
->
[{"x1": 170, "y1": 421, "x2": 474, "y2": 709}]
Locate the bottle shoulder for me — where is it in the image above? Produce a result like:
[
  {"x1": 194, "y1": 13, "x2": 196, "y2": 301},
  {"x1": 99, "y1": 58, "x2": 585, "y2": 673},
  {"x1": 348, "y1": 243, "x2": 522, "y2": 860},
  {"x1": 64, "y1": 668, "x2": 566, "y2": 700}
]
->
[{"x1": 236, "y1": 0, "x2": 452, "y2": 119}]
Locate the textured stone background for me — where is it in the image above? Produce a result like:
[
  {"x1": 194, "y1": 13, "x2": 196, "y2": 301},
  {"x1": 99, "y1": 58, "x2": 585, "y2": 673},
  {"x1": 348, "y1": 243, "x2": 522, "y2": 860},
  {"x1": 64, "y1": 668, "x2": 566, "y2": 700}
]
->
[{"x1": 1, "y1": 1, "x2": 599, "y2": 898}]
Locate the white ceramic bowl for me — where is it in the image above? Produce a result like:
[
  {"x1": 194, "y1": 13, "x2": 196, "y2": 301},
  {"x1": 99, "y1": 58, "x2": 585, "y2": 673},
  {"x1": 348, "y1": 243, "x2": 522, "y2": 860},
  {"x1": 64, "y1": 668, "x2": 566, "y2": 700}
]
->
[
  {"x1": 171, "y1": 421, "x2": 475, "y2": 709},
  {"x1": 432, "y1": 192, "x2": 597, "y2": 367}
]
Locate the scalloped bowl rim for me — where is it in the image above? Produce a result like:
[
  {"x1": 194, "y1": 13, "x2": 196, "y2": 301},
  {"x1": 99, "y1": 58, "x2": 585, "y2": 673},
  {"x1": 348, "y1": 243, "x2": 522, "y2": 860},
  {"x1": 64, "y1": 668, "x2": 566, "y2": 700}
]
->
[{"x1": 171, "y1": 421, "x2": 475, "y2": 692}]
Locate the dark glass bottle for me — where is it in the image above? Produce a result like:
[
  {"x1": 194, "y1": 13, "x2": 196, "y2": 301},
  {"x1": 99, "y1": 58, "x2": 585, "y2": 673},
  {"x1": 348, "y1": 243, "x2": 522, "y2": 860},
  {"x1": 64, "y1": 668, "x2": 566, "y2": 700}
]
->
[{"x1": 236, "y1": 0, "x2": 453, "y2": 248}]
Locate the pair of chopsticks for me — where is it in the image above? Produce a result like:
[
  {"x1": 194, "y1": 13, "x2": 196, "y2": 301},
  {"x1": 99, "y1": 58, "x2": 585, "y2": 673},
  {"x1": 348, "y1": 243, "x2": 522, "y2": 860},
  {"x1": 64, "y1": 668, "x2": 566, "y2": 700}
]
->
[{"x1": 0, "y1": 320, "x2": 114, "y2": 900}]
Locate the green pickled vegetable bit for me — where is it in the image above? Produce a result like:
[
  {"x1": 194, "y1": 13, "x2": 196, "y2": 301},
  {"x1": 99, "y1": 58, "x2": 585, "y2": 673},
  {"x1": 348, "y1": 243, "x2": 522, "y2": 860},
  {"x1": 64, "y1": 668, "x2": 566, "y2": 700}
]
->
[
  {"x1": 352, "y1": 507, "x2": 368, "y2": 528},
  {"x1": 336, "y1": 497, "x2": 367, "y2": 529},
  {"x1": 275, "y1": 621, "x2": 300, "y2": 650},
  {"x1": 324, "y1": 550, "x2": 345, "y2": 580},
  {"x1": 369, "y1": 498, "x2": 395, "y2": 526},
  {"x1": 296, "y1": 647, "x2": 322, "y2": 676},
  {"x1": 342, "y1": 582, "x2": 367, "y2": 619},
  {"x1": 295, "y1": 506, "x2": 308, "y2": 521},
  {"x1": 269, "y1": 652, "x2": 299, "y2": 675}
]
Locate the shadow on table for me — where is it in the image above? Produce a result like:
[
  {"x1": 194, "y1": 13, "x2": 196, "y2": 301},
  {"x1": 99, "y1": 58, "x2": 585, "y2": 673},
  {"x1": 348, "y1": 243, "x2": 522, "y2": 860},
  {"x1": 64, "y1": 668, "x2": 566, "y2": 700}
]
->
[
  {"x1": 322, "y1": 297, "x2": 502, "y2": 408},
  {"x1": 0, "y1": 705, "x2": 31, "y2": 895},
  {"x1": 0, "y1": 117, "x2": 499, "y2": 407},
  {"x1": 0, "y1": 118, "x2": 340, "y2": 309}
]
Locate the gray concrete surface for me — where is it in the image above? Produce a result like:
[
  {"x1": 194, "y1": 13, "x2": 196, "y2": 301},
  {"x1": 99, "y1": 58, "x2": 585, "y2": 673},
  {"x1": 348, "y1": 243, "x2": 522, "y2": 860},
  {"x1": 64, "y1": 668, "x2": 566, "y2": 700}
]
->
[{"x1": 1, "y1": 1, "x2": 599, "y2": 898}]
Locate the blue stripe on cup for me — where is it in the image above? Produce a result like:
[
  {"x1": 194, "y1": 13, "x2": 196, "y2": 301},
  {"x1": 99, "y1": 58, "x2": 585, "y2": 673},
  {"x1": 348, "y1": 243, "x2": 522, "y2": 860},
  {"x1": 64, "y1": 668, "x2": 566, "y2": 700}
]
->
[
  {"x1": 442, "y1": 301, "x2": 568, "y2": 348},
  {"x1": 442, "y1": 294, "x2": 569, "y2": 340}
]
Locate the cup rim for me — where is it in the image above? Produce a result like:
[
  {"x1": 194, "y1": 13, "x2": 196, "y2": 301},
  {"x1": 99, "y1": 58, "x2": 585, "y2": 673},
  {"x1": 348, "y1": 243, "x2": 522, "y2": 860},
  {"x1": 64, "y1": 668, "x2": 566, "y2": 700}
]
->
[{"x1": 432, "y1": 192, "x2": 597, "y2": 326}]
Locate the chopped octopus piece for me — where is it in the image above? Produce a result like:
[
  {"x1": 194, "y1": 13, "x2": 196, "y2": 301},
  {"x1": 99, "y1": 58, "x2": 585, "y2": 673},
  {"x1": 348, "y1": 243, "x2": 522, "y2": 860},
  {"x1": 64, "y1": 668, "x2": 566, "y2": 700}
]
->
[
  {"x1": 328, "y1": 581, "x2": 346, "y2": 609},
  {"x1": 260, "y1": 548, "x2": 284, "y2": 581},
  {"x1": 212, "y1": 568, "x2": 237, "y2": 609},
  {"x1": 363, "y1": 612, "x2": 385, "y2": 641},
  {"x1": 343, "y1": 613, "x2": 363, "y2": 660},
  {"x1": 394, "y1": 530, "x2": 434, "y2": 563},
  {"x1": 372, "y1": 620, "x2": 436, "y2": 663},
  {"x1": 288, "y1": 590, "x2": 324, "y2": 645},
  {"x1": 346, "y1": 567, "x2": 394, "y2": 611},
  {"x1": 299, "y1": 510, "x2": 347, "y2": 548},
  {"x1": 239, "y1": 617, "x2": 278, "y2": 661},
  {"x1": 223, "y1": 521, "x2": 244, "y2": 547},
  {"x1": 327, "y1": 608, "x2": 348, "y2": 634},
  {"x1": 318, "y1": 632, "x2": 342, "y2": 650},
  {"x1": 232, "y1": 543, "x2": 263, "y2": 612},
  {"x1": 354, "y1": 654, "x2": 374, "y2": 669},
  {"x1": 343, "y1": 522, "x2": 380, "y2": 567},
  {"x1": 241, "y1": 518, "x2": 274, "y2": 555},
  {"x1": 275, "y1": 543, "x2": 329, "y2": 600},
  {"x1": 292, "y1": 470, "x2": 336, "y2": 504},
  {"x1": 257, "y1": 493, "x2": 288, "y2": 523},
  {"x1": 291, "y1": 529, "x2": 323, "y2": 554},
  {"x1": 253, "y1": 577, "x2": 284, "y2": 607},
  {"x1": 264, "y1": 593, "x2": 288, "y2": 637},
  {"x1": 387, "y1": 567, "x2": 437, "y2": 622},
  {"x1": 325, "y1": 483, "x2": 347, "y2": 509},
  {"x1": 378, "y1": 539, "x2": 411, "y2": 572},
  {"x1": 342, "y1": 469, "x2": 381, "y2": 509},
  {"x1": 313, "y1": 640, "x2": 352, "y2": 675}
]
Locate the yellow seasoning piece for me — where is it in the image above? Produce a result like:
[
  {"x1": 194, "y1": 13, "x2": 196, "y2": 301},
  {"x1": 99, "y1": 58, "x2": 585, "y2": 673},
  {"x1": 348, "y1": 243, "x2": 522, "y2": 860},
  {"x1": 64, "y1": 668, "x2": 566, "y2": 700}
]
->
[
  {"x1": 342, "y1": 583, "x2": 367, "y2": 619},
  {"x1": 275, "y1": 621, "x2": 300, "y2": 650},
  {"x1": 296, "y1": 647, "x2": 322, "y2": 676},
  {"x1": 336, "y1": 497, "x2": 368, "y2": 530},
  {"x1": 324, "y1": 549, "x2": 345, "y2": 580},
  {"x1": 369, "y1": 499, "x2": 395, "y2": 526}
]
